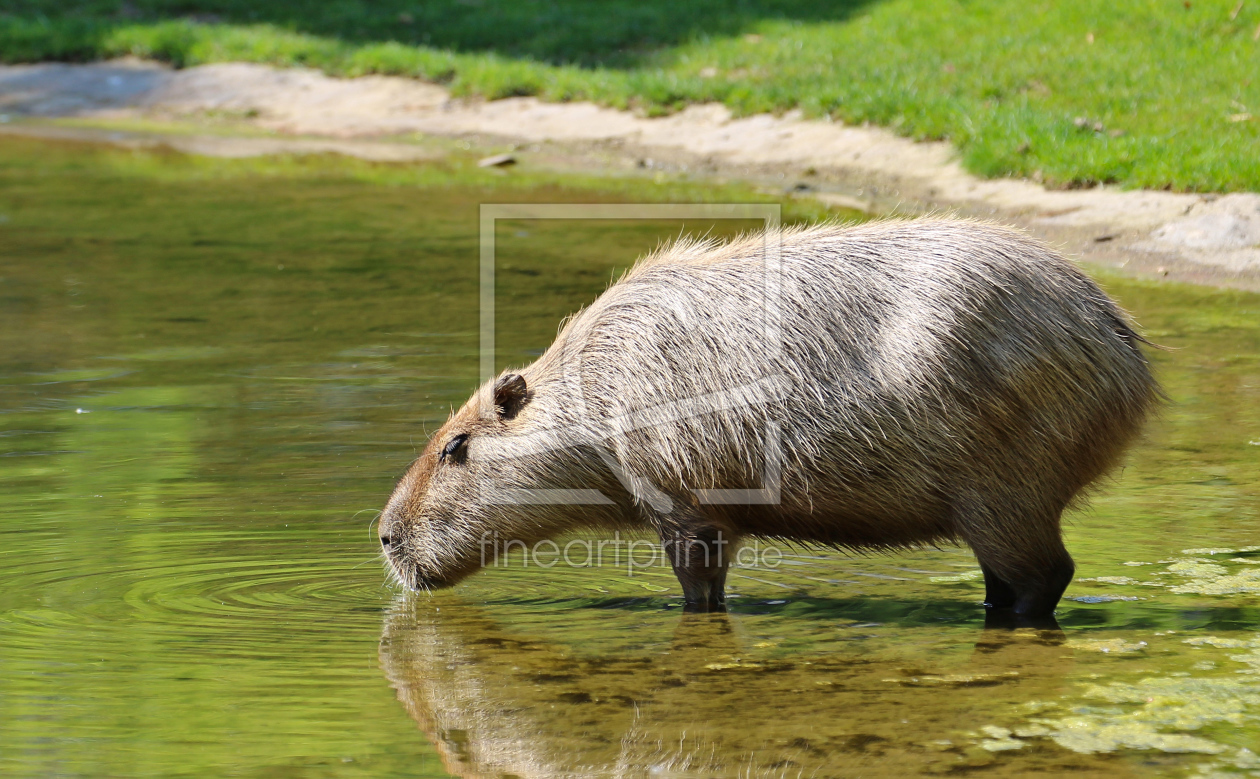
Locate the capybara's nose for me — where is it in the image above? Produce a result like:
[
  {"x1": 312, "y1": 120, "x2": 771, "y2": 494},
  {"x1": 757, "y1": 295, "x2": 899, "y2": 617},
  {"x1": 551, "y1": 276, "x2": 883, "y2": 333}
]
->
[{"x1": 378, "y1": 512, "x2": 397, "y2": 554}]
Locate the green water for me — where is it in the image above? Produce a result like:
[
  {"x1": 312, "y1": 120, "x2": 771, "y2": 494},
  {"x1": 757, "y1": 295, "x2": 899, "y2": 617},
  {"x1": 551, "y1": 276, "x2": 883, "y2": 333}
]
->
[{"x1": 1, "y1": 135, "x2": 1258, "y2": 778}]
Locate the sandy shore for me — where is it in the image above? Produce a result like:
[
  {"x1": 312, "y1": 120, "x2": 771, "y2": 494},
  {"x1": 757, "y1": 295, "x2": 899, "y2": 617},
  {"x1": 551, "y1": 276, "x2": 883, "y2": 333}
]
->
[{"x1": 2, "y1": 58, "x2": 1258, "y2": 291}]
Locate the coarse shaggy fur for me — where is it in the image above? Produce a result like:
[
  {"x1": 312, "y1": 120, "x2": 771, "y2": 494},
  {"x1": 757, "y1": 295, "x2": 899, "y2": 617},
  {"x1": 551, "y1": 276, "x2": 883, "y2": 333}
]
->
[{"x1": 380, "y1": 218, "x2": 1159, "y2": 616}]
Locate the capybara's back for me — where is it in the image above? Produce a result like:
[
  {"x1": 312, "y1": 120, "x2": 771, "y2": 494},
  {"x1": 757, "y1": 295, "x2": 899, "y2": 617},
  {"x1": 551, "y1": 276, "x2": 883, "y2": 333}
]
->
[{"x1": 380, "y1": 219, "x2": 1159, "y2": 622}]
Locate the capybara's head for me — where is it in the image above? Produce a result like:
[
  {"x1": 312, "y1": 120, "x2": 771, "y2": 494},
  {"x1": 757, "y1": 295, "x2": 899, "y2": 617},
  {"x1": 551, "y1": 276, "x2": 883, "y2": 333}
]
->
[{"x1": 378, "y1": 371, "x2": 618, "y2": 591}]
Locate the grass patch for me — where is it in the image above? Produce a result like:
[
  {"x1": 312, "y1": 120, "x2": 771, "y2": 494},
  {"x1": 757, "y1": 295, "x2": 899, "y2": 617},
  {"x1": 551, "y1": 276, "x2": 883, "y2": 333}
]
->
[{"x1": 2, "y1": 0, "x2": 1259, "y2": 192}]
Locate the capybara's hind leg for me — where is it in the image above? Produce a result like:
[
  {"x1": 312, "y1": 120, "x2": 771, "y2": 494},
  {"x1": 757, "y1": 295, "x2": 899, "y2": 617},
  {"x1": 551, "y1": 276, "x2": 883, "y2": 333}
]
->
[
  {"x1": 973, "y1": 542, "x2": 1074, "y2": 620},
  {"x1": 955, "y1": 497, "x2": 1075, "y2": 620},
  {"x1": 1011, "y1": 554, "x2": 1074, "y2": 618},
  {"x1": 973, "y1": 545, "x2": 1073, "y2": 623},
  {"x1": 980, "y1": 563, "x2": 1017, "y2": 609}
]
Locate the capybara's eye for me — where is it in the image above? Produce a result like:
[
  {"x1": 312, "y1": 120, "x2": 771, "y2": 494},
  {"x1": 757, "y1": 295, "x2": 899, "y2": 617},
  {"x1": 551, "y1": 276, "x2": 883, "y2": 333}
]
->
[{"x1": 440, "y1": 434, "x2": 469, "y2": 463}]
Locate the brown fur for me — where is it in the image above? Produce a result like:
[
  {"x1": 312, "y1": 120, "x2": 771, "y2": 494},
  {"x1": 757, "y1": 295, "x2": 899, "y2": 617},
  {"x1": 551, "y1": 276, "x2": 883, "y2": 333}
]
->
[{"x1": 379, "y1": 219, "x2": 1160, "y2": 621}]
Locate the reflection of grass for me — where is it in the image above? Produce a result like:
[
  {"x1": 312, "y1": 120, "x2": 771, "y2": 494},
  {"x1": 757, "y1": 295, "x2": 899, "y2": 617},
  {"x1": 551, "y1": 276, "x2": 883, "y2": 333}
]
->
[
  {"x1": 4, "y1": 0, "x2": 1260, "y2": 191},
  {"x1": 0, "y1": 130, "x2": 838, "y2": 443},
  {"x1": 5, "y1": 128, "x2": 843, "y2": 224}
]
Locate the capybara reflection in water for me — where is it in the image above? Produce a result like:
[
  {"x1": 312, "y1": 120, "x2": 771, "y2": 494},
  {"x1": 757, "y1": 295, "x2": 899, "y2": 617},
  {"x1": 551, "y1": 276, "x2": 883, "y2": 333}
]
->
[{"x1": 380, "y1": 219, "x2": 1158, "y2": 622}]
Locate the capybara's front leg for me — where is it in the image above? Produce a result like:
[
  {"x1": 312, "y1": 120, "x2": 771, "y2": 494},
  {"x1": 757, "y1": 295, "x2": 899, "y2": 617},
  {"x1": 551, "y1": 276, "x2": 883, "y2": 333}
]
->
[{"x1": 660, "y1": 524, "x2": 733, "y2": 613}]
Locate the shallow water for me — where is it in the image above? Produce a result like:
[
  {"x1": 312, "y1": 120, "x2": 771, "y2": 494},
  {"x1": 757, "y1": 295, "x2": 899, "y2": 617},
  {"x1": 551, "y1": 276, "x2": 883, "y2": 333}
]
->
[{"x1": 1, "y1": 135, "x2": 1258, "y2": 778}]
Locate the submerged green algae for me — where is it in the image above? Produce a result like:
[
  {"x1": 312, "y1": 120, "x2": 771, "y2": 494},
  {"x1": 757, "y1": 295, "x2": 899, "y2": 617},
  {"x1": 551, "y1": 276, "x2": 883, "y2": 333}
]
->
[{"x1": 995, "y1": 634, "x2": 1260, "y2": 772}]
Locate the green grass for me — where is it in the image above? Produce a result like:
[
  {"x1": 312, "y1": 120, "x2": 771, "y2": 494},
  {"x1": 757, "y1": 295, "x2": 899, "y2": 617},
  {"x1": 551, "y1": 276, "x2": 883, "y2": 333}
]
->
[{"x1": 3, "y1": 0, "x2": 1259, "y2": 192}]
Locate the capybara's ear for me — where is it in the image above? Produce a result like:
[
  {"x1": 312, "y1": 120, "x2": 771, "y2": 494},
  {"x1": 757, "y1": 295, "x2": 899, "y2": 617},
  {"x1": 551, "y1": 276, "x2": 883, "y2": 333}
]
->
[{"x1": 493, "y1": 373, "x2": 529, "y2": 420}]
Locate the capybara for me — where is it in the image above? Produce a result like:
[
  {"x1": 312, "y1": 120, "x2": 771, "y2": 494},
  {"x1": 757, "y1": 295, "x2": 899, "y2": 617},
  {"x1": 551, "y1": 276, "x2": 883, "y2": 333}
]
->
[{"x1": 380, "y1": 219, "x2": 1158, "y2": 620}]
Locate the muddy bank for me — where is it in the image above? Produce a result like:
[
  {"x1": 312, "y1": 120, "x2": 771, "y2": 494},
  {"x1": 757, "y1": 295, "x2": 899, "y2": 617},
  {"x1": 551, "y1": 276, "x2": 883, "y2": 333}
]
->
[{"x1": 2, "y1": 58, "x2": 1258, "y2": 290}]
